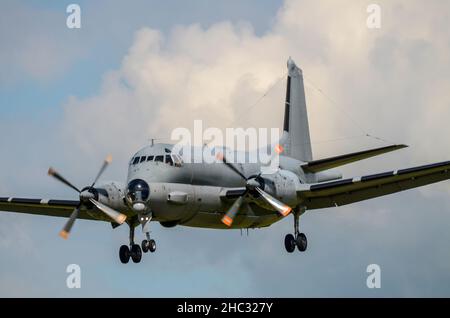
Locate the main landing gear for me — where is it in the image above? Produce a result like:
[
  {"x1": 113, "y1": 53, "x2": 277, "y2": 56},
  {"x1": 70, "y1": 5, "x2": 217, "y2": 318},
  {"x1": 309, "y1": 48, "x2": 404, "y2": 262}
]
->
[
  {"x1": 119, "y1": 218, "x2": 156, "y2": 264},
  {"x1": 284, "y1": 208, "x2": 307, "y2": 253}
]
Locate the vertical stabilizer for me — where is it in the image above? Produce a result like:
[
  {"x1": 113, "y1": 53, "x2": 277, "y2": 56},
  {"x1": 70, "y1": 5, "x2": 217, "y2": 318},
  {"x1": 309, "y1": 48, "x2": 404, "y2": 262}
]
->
[{"x1": 282, "y1": 57, "x2": 313, "y2": 162}]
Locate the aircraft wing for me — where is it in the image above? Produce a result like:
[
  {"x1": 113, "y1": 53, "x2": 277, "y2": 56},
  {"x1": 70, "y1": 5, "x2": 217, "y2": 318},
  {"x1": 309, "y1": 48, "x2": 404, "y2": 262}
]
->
[
  {"x1": 298, "y1": 160, "x2": 450, "y2": 210},
  {"x1": 301, "y1": 144, "x2": 408, "y2": 173},
  {"x1": 0, "y1": 197, "x2": 99, "y2": 221}
]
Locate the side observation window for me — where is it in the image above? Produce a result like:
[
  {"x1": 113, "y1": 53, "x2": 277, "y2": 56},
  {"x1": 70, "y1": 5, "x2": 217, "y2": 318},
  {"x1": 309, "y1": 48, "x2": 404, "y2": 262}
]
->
[
  {"x1": 165, "y1": 155, "x2": 173, "y2": 166},
  {"x1": 132, "y1": 157, "x2": 140, "y2": 165},
  {"x1": 140, "y1": 156, "x2": 147, "y2": 163},
  {"x1": 155, "y1": 155, "x2": 164, "y2": 163},
  {"x1": 147, "y1": 156, "x2": 154, "y2": 161}
]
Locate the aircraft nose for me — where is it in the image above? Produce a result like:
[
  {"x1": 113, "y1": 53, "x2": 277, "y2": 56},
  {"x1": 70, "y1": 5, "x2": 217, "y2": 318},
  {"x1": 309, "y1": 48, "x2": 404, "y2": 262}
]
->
[{"x1": 125, "y1": 179, "x2": 150, "y2": 210}]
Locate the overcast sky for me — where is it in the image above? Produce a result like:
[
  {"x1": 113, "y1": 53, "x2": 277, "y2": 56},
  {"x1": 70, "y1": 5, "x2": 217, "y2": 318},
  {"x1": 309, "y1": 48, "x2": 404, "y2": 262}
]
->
[{"x1": 1, "y1": 0, "x2": 450, "y2": 297}]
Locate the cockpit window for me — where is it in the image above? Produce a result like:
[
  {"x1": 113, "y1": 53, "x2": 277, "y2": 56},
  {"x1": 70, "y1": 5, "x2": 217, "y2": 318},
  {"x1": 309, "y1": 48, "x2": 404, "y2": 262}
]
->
[
  {"x1": 165, "y1": 155, "x2": 173, "y2": 166},
  {"x1": 140, "y1": 156, "x2": 147, "y2": 163},
  {"x1": 147, "y1": 156, "x2": 154, "y2": 161},
  {"x1": 155, "y1": 155, "x2": 164, "y2": 162},
  {"x1": 132, "y1": 157, "x2": 140, "y2": 165},
  {"x1": 172, "y1": 154, "x2": 183, "y2": 167}
]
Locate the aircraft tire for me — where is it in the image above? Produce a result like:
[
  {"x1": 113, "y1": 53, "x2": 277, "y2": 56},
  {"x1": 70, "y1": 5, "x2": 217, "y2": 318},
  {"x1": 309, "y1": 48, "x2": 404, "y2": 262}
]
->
[
  {"x1": 119, "y1": 245, "x2": 130, "y2": 264},
  {"x1": 131, "y1": 244, "x2": 142, "y2": 263},
  {"x1": 284, "y1": 234, "x2": 296, "y2": 253},
  {"x1": 149, "y1": 239, "x2": 156, "y2": 253},
  {"x1": 296, "y1": 233, "x2": 307, "y2": 252},
  {"x1": 142, "y1": 240, "x2": 149, "y2": 253}
]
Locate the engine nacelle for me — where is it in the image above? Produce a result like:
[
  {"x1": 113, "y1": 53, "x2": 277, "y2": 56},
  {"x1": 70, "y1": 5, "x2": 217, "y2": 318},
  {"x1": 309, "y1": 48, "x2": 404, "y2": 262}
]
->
[
  {"x1": 89, "y1": 181, "x2": 128, "y2": 220},
  {"x1": 259, "y1": 169, "x2": 301, "y2": 207}
]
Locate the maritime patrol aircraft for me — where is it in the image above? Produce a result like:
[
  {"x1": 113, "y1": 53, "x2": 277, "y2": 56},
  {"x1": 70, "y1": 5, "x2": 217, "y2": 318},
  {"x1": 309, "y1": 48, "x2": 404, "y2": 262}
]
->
[{"x1": 1, "y1": 58, "x2": 449, "y2": 264}]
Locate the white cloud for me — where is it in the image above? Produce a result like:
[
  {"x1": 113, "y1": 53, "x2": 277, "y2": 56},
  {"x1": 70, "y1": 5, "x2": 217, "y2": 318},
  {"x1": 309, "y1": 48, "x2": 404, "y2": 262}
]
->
[
  {"x1": 60, "y1": 0, "x2": 450, "y2": 167},
  {"x1": 0, "y1": 2, "x2": 86, "y2": 84},
  {"x1": 2, "y1": 0, "x2": 450, "y2": 297}
]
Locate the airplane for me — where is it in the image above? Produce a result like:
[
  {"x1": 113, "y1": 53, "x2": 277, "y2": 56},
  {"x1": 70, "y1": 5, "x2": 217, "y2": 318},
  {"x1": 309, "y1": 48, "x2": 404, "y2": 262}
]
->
[{"x1": 1, "y1": 57, "x2": 450, "y2": 264}]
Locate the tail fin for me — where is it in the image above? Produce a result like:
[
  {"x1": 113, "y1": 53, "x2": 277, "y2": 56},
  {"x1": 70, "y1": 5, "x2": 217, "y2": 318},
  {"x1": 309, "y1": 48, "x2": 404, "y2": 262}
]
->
[{"x1": 281, "y1": 57, "x2": 313, "y2": 162}]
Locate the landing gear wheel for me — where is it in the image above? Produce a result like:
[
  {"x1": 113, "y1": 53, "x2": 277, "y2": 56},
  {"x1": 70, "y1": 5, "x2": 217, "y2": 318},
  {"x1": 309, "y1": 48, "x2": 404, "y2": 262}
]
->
[
  {"x1": 119, "y1": 245, "x2": 130, "y2": 264},
  {"x1": 148, "y1": 239, "x2": 156, "y2": 253},
  {"x1": 284, "y1": 234, "x2": 296, "y2": 253},
  {"x1": 142, "y1": 240, "x2": 149, "y2": 253},
  {"x1": 296, "y1": 233, "x2": 307, "y2": 252},
  {"x1": 130, "y1": 244, "x2": 142, "y2": 263},
  {"x1": 142, "y1": 239, "x2": 156, "y2": 253}
]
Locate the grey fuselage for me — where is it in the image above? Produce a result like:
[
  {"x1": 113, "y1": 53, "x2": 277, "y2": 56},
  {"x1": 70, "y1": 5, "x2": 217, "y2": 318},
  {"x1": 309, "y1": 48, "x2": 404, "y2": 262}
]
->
[{"x1": 122, "y1": 143, "x2": 307, "y2": 229}]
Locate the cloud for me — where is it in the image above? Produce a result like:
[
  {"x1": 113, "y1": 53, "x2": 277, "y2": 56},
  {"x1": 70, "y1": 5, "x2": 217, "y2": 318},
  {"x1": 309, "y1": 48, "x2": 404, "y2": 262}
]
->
[
  {"x1": 0, "y1": 1, "x2": 86, "y2": 85},
  {"x1": 2, "y1": 0, "x2": 450, "y2": 297}
]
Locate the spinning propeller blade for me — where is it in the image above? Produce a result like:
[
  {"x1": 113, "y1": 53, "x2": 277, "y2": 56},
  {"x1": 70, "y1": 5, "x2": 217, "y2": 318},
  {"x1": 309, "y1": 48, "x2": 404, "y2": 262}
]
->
[
  {"x1": 48, "y1": 168, "x2": 81, "y2": 193},
  {"x1": 219, "y1": 151, "x2": 292, "y2": 225},
  {"x1": 90, "y1": 154, "x2": 112, "y2": 189},
  {"x1": 89, "y1": 198, "x2": 127, "y2": 225},
  {"x1": 255, "y1": 187, "x2": 292, "y2": 217},
  {"x1": 59, "y1": 207, "x2": 80, "y2": 239},
  {"x1": 48, "y1": 155, "x2": 126, "y2": 239},
  {"x1": 221, "y1": 196, "x2": 244, "y2": 227}
]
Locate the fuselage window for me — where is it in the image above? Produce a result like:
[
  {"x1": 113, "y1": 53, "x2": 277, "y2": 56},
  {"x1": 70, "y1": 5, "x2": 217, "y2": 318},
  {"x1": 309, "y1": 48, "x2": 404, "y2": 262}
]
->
[
  {"x1": 155, "y1": 155, "x2": 164, "y2": 163},
  {"x1": 140, "y1": 156, "x2": 147, "y2": 163},
  {"x1": 147, "y1": 156, "x2": 154, "y2": 162},
  {"x1": 165, "y1": 155, "x2": 173, "y2": 166},
  {"x1": 132, "y1": 157, "x2": 140, "y2": 165}
]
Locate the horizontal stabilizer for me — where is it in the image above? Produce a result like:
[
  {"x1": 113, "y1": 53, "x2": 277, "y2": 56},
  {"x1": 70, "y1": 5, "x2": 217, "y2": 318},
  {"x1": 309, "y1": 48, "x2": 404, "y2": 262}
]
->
[{"x1": 301, "y1": 144, "x2": 408, "y2": 173}]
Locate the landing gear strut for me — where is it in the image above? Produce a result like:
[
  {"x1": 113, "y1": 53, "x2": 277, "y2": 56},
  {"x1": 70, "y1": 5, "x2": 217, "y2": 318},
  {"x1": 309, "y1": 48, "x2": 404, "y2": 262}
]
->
[
  {"x1": 284, "y1": 208, "x2": 307, "y2": 253},
  {"x1": 140, "y1": 213, "x2": 156, "y2": 254},
  {"x1": 119, "y1": 222, "x2": 143, "y2": 264}
]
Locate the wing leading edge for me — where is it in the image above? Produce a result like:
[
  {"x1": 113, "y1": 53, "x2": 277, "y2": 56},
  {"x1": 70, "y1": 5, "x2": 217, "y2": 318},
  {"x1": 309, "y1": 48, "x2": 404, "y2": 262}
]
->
[
  {"x1": 0, "y1": 197, "x2": 98, "y2": 221},
  {"x1": 298, "y1": 160, "x2": 450, "y2": 210},
  {"x1": 301, "y1": 144, "x2": 408, "y2": 173}
]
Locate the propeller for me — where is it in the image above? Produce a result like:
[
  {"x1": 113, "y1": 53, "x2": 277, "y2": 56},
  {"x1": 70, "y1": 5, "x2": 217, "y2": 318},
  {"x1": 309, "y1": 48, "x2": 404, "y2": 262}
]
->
[
  {"x1": 48, "y1": 155, "x2": 127, "y2": 239},
  {"x1": 218, "y1": 149, "x2": 292, "y2": 227}
]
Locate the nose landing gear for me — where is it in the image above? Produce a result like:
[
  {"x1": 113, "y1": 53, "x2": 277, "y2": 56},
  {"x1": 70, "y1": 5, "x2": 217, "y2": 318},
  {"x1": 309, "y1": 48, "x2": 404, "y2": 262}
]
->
[
  {"x1": 119, "y1": 214, "x2": 157, "y2": 264},
  {"x1": 142, "y1": 234, "x2": 156, "y2": 253},
  {"x1": 284, "y1": 208, "x2": 308, "y2": 253}
]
